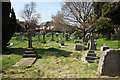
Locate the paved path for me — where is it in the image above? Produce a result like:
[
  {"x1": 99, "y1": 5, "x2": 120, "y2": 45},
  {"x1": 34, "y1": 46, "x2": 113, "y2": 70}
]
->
[{"x1": 13, "y1": 58, "x2": 37, "y2": 66}]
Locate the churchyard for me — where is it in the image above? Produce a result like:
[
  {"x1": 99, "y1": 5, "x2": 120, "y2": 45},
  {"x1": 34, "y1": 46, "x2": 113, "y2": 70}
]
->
[{"x1": 2, "y1": 32, "x2": 120, "y2": 78}]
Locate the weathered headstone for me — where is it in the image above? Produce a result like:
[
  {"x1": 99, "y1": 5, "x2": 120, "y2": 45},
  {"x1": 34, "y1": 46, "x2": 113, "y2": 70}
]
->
[
  {"x1": 45, "y1": 52, "x2": 58, "y2": 57},
  {"x1": 31, "y1": 31, "x2": 36, "y2": 37},
  {"x1": 13, "y1": 33, "x2": 16, "y2": 37},
  {"x1": 74, "y1": 41, "x2": 81, "y2": 44},
  {"x1": 63, "y1": 32, "x2": 65, "y2": 38},
  {"x1": 69, "y1": 37, "x2": 75, "y2": 40},
  {"x1": 56, "y1": 33, "x2": 59, "y2": 37},
  {"x1": 56, "y1": 38, "x2": 62, "y2": 43},
  {"x1": 82, "y1": 38, "x2": 89, "y2": 43},
  {"x1": 43, "y1": 32, "x2": 46, "y2": 41},
  {"x1": 65, "y1": 33, "x2": 69, "y2": 41},
  {"x1": 98, "y1": 49, "x2": 120, "y2": 77},
  {"x1": 75, "y1": 45, "x2": 84, "y2": 50},
  {"x1": 59, "y1": 40, "x2": 64, "y2": 46},
  {"x1": 38, "y1": 32, "x2": 41, "y2": 41},
  {"x1": 88, "y1": 33, "x2": 97, "y2": 50},
  {"x1": 16, "y1": 35, "x2": 22, "y2": 41},
  {"x1": 46, "y1": 33, "x2": 50, "y2": 37},
  {"x1": 51, "y1": 32, "x2": 55, "y2": 41}
]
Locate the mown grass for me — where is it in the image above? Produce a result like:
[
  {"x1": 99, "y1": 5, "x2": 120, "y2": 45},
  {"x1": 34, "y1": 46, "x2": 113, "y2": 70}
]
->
[{"x1": 2, "y1": 33, "x2": 119, "y2": 78}]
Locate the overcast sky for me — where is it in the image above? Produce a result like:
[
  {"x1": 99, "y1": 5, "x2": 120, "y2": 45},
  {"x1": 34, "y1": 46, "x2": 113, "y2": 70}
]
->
[{"x1": 11, "y1": 2, "x2": 62, "y2": 24}]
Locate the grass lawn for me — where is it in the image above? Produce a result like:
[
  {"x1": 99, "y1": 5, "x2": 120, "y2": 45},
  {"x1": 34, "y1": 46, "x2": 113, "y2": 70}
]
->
[{"x1": 2, "y1": 33, "x2": 119, "y2": 78}]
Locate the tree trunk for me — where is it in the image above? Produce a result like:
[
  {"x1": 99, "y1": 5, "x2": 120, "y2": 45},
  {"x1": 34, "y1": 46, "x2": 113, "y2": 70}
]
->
[
  {"x1": 107, "y1": 32, "x2": 111, "y2": 40},
  {"x1": 83, "y1": 28, "x2": 86, "y2": 38}
]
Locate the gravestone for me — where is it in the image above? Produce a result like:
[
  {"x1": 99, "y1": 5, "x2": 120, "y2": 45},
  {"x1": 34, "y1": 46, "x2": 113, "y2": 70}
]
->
[
  {"x1": 65, "y1": 33, "x2": 69, "y2": 41},
  {"x1": 88, "y1": 33, "x2": 97, "y2": 50},
  {"x1": 74, "y1": 31, "x2": 78, "y2": 39},
  {"x1": 38, "y1": 32, "x2": 41, "y2": 41},
  {"x1": 69, "y1": 37, "x2": 75, "y2": 40},
  {"x1": 98, "y1": 49, "x2": 120, "y2": 77},
  {"x1": 59, "y1": 40, "x2": 64, "y2": 46},
  {"x1": 75, "y1": 45, "x2": 84, "y2": 50},
  {"x1": 16, "y1": 35, "x2": 22, "y2": 41},
  {"x1": 82, "y1": 38, "x2": 89, "y2": 43},
  {"x1": 100, "y1": 45, "x2": 110, "y2": 51},
  {"x1": 45, "y1": 52, "x2": 58, "y2": 57},
  {"x1": 63, "y1": 32, "x2": 65, "y2": 38},
  {"x1": 47, "y1": 33, "x2": 50, "y2": 37},
  {"x1": 74, "y1": 41, "x2": 81, "y2": 44},
  {"x1": 43, "y1": 32, "x2": 46, "y2": 41},
  {"x1": 24, "y1": 33, "x2": 28, "y2": 37},
  {"x1": 56, "y1": 33, "x2": 59, "y2": 37},
  {"x1": 51, "y1": 32, "x2": 55, "y2": 41},
  {"x1": 13, "y1": 34, "x2": 16, "y2": 37},
  {"x1": 85, "y1": 33, "x2": 90, "y2": 39},
  {"x1": 20, "y1": 32, "x2": 24, "y2": 35},
  {"x1": 31, "y1": 31, "x2": 35, "y2": 37},
  {"x1": 56, "y1": 38, "x2": 62, "y2": 43}
]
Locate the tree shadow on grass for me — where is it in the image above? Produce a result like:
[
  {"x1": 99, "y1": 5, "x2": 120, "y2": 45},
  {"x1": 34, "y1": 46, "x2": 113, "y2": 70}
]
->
[{"x1": 2, "y1": 47, "x2": 73, "y2": 58}]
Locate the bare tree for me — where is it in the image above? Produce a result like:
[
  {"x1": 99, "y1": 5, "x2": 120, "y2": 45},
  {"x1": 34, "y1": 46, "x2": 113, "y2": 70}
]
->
[
  {"x1": 61, "y1": 2, "x2": 93, "y2": 37},
  {"x1": 21, "y1": 2, "x2": 41, "y2": 26}
]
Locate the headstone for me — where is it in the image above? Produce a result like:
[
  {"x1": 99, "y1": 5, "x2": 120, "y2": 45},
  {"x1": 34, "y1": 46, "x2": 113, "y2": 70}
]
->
[
  {"x1": 13, "y1": 34, "x2": 16, "y2": 37},
  {"x1": 38, "y1": 32, "x2": 41, "y2": 41},
  {"x1": 74, "y1": 41, "x2": 81, "y2": 44},
  {"x1": 45, "y1": 52, "x2": 58, "y2": 57},
  {"x1": 82, "y1": 38, "x2": 89, "y2": 42},
  {"x1": 69, "y1": 37, "x2": 75, "y2": 40},
  {"x1": 59, "y1": 40, "x2": 64, "y2": 46},
  {"x1": 98, "y1": 49, "x2": 120, "y2": 77},
  {"x1": 56, "y1": 33, "x2": 59, "y2": 37},
  {"x1": 65, "y1": 33, "x2": 69, "y2": 41},
  {"x1": 85, "y1": 33, "x2": 90, "y2": 39},
  {"x1": 46, "y1": 33, "x2": 50, "y2": 37},
  {"x1": 88, "y1": 33, "x2": 97, "y2": 50},
  {"x1": 51, "y1": 32, "x2": 55, "y2": 41},
  {"x1": 100, "y1": 44, "x2": 110, "y2": 51},
  {"x1": 31, "y1": 31, "x2": 35, "y2": 37},
  {"x1": 63, "y1": 32, "x2": 65, "y2": 38},
  {"x1": 75, "y1": 45, "x2": 84, "y2": 50},
  {"x1": 16, "y1": 35, "x2": 22, "y2": 41},
  {"x1": 78, "y1": 36, "x2": 82, "y2": 39},
  {"x1": 24, "y1": 33, "x2": 28, "y2": 37},
  {"x1": 43, "y1": 32, "x2": 46, "y2": 41},
  {"x1": 56, "y1": 38, "x2": 62, "y2": 43},
  {"x1": 20, "y1": 32, "x2": 24, "y2": 35}
]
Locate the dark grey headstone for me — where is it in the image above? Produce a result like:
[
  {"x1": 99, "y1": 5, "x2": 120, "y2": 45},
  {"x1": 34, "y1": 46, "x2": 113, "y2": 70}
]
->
[
  {"x1": 65, "y1": 33, "x2": 69, "y2": 41},
  {"x1": 74, "y1": 41, "x2": 81, "y2": 44},
  {"x1": 16, "y1": 35, "x2": 22, "y2": 41},
  {"x1": 45, "y1": 52, "x2": 58, "y2": 56},
  {"x1": 59, "y1": 40, "x2": 64, "y2": 46},
  {"x1": 98, "y1": 49, "x2": 120, "y2": 77},
  {"x1": 75, "y1": 45, "x2": 84, "y2": 50}
]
